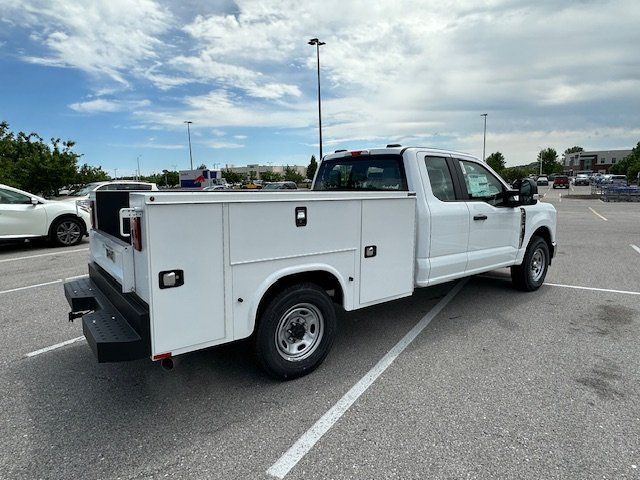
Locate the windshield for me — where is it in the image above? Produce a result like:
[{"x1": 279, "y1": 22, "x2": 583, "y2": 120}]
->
[
  {"x1": 70, "y1": 183, "x2": 101, "y2": 196},
  {"x1": 263, "y1": 183, "x2": 283, "y2": 190},
  {"x1": 313, "y1": 155, "x2": 407, "y2": 191}
]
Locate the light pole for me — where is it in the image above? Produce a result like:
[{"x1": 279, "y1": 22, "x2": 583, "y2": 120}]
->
[
  {"x1": 481, "y1": 113, "x2": 488, "y2": 161},
  {"x1": 308, "y1": 38, "x2": 326, "y2": 159},
  {"x1": 184, "y1": 120, "x2": 194, "y2": 169},
  {"x1": 113, "y1": 168, "x2": 118, "y2": 180},
  {"x1": 136, "y1": 155, "x2": 141, "y2": 180}
]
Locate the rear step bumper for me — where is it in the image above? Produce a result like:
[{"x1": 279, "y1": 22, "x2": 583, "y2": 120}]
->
[{"x1": 64, "y1": 263, "x2": 150, "y2": 362}]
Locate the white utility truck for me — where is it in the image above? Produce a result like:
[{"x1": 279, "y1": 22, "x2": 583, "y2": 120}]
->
[{"x1": 65, "y1": 147, "x2": 557, "y2": 379}]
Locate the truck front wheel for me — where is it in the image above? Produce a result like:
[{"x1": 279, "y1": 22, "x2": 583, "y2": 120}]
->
[
  {"x1": 511, "y1": 236, "x2": 549, "y2": 291},
  {"x1": 255, "y1": 283, "x2": 337, "y2": 380}
]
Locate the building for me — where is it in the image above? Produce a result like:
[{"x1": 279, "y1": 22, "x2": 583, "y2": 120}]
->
[
  {"x1": 223, "y1": 164, "x2": 307, "y2": 180},
  {"x1": 563, "y1": 149, "x2": 632, "y2": 175}
]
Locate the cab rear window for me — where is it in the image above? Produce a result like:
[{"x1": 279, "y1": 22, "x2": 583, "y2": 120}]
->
[{"x1": 313, "y1": 155, "x2": 407, "y2": 191}]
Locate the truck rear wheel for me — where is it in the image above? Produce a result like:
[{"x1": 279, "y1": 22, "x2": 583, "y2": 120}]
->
[
  {"x1": 511, "y1": 236, "x2": 549, "y2": 291},
  {"x1": 255, "y1": 283, "x2": 337, "y2": 380}
]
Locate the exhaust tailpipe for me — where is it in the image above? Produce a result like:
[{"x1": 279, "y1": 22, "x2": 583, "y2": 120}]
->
[{"x1": 160, "y1": 357, "x2": 176, "y2": 371}]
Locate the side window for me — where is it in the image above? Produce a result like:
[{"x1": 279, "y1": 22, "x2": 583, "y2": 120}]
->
[
  {"x1": 133, "y1": 184, "x2": 153, "y2": 190},
  {"x1": 313, "y1": 155, "x2": 407, "y2": 191},
  {"x1": 458, "y1": 160, "x2": 505, "y2": 206},
  {"x1": 424, "y1": 156, "x2": 456, "y2": 201},
  {"x1": 0, "y1": 188, "x2": 31, "y2": 204}
]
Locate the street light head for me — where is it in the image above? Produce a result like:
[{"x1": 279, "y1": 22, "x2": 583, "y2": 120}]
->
[
  {"x1": 318, "y1": 41, "x2": 326, "y2": 46},
  {"x1": 308, "y1": 38, "x2": 319, "y2": 45},
  {"x1": 184, "y1": 120, "x2": 193, "y2": 124},
  {"x1": 481, "y1": 113, "x2": 487, "y2": 117}
]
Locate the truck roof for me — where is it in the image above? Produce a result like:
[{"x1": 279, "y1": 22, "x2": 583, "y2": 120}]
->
[{"x1": 323, "y1": 146, "x2": 477, "y2": 161}]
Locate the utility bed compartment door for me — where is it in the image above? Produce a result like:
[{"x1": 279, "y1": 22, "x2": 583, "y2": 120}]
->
[
  {"x1": 146, "y1": 203, "x2": 226, "y2": 355},
  {"x1": 359, "y1": 198, "x2": 416, "y2": 305},
  {"x1": 89, "y1": 229, "x2": 136, "y2": 293}
]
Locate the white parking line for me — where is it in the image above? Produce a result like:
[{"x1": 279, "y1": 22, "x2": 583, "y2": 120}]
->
[
  {"x1": 266, "y1": 279, "x2": 467, "y2": 479},
  {"x1": 588, "y1": 207, "x2": 608, "y2": 221},
  {"x1": 25, "y1": 336, "x2": 85, "y2": 357},
  {"x1": 631, "y1": 244, "x2": 640, "y2": 255},
  {"x1": 544, "y1": 282, "x2": 640, "y2": 296},
  {"x1": 0, "y1": 248, "x2": 88, "y2": 264},
  {"x1": 0, "y1": 274, "x2": 88, "y2": 295}
]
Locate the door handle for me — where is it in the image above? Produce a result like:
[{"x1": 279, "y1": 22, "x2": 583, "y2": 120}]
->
[{"x1": 473, "y1": 214, "x2": 488, "y2": 221}]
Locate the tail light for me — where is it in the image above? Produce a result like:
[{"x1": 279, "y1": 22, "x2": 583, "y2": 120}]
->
[{"x1": 131, "y1": 217, "x2": 142, "y2": 251}]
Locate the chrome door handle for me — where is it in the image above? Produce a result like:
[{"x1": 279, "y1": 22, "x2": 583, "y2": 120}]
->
[{"x1": 473, "y1": 214, "x2": 488, "y2": 221}]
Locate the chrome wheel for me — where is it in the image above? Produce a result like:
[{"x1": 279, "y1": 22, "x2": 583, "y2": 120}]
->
[
  {"x1": 275, "y1": 303, "x2": 324, "y2": 362},
  {"x1": 530, "y1": 247, "x2": 546, "y2": 282},
  {"x1": 56, "y1": 220, "x2": 82, "y2": 245}
]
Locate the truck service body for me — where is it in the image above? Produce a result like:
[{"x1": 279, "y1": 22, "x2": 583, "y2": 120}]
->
[{"x1": 65, "y1": 147, "x2": 557, "y2": 378}]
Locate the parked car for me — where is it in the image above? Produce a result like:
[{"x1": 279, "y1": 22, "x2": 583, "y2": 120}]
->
[
  {"x1": 552, "y1": 175, "x2": 570, "y2": 189},
  {"x1": 0, "y1": 183, "x2": 91, "y2": 247},
  {"x1": 573, "y1": 174, "x2": 590, "y2": 186},
  {"x1": 203, "y1": 185, "x2": 228, "y2": 191},
  {"x1": 241, "y1": 181, "x2": 262, "y2": 189},
  {"x1": 63, "y1": 181, "x2": 158, "y2": 201},
  {"x1": 536, "y1": 176, "x2": 549, "y2": 186},
  {"x1": 65, "y1": 146, "x2": 556, "y2": 379},
  {"x1": 262, "y1": 181, "x2": 298, "y2": 190},
  {"x1": 602, "y1": 174, "x2": 628, "y2": 186}
]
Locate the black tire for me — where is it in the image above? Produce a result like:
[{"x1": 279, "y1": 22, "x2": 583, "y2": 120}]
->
[
  {"x1": 50, "y1": 217, "x2": 84, "y2": 247},
  {"x1": 511, "y1": 236, "x2": 549, "y2": 291},
  {"x1": 255, "y1": 283, "x2": 337, "y2": 380}
]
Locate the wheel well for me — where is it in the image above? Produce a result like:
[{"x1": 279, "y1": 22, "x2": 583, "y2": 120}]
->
[
  {"x1": 256, "y1": 271, "x2": 344, "y2": 325},
  {"x1": 49, "y1": 214, "x2": 87, "y2": 237},
  {"x1": 531, "y1": 226, "x2": 553, "y2": 260}
]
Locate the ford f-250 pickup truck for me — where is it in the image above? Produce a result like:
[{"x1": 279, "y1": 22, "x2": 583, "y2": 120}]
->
[{"x1": 64, "y1": 146, "x2": 557, "y2": 379}]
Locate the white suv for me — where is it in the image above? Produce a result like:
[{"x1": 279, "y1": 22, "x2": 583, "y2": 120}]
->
[{"x1": 0, "y1": 183, "x2": 91, "y2": 247}]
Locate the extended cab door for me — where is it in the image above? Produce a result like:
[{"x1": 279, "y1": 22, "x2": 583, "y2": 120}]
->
[
  {"x1": 454, "y1": 159, "x2": 520, "y2": 273},
  {"x1": 419, "y1": 154, "x2": 470, "y2": 284}
]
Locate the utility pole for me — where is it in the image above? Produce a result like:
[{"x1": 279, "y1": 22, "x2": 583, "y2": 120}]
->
[
  {"x1": 481, "y1": 113, "x2": 488, "y2": 161},
  {"x1": 184, "y1": 121, "x2": 194, "y2": 169},
  {"x1": 308, "y1": 38, "x2": 326, "y2": 160},
  {"x1": 114, "y1": 168, "x2": 118, "y2": 180},
  {"x1": 136, "y1": 155, "x2": 141, "y2": 180}
]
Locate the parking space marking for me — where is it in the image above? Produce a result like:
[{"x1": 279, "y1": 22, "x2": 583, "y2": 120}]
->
[
  {"x1": 631, "y1": 244, "x2": 640, "y2": 255},
  {"x1": 0, "y1": 248, "x2": 88, "y2": 264},
  {"x1": 588, "y1": 207, "x2": 608, "y2": 221},
  {"x1": 25, "y1": 336, "x2": 85, "y2": 357},
  {"x1": 544, "y1": 282, "x2": 640, "y2": 296},
  {"x1": 266, "y1": 279, "x2": 467, "y2": 479},
  {"x1": 0, "y1": 274, "x2": 88, "y2": 295}
]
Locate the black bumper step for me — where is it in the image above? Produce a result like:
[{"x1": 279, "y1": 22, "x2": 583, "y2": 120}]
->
[{"x1": 64, "y1": 267, "x2": 150, "y2": 362}]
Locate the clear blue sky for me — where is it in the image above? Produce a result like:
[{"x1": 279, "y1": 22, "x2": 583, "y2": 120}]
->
[{"x1": 1, "y1": 0, "x2": 639, "y2": 176}]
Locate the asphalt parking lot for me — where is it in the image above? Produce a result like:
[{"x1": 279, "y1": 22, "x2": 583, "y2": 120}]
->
[{"x1": 1, "y1": 185, "x2": 639, "y2": 480}]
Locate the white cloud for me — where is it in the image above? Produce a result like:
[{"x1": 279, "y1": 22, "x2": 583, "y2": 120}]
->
[
  {"x1": 205, "y1": 141, "x2": 245, "y2": 149},
  {"x1": 2, "y1": 0, "x2": 172, "y2": 84},
  {"x1": 69, "y1": 98, "x2": 150, "y2": 113}
]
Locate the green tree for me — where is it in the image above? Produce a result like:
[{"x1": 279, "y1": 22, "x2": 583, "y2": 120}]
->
[
  {"x1": 501, "y1": 167, "x2": 528, "y2": 184},
  {"x1": 260, "y1": 171, "x2": 283, "y2": 182},
  {"x1": 564, "y1": 146, "x2": 584, "y2": 155},
  {"x1": 306, "y1": 155, "x2": 318, "y2": 180},
  {"x1": 197, "y1": 163, "x2": 207, "y2": 169},
  {"x1": 486, "y1": 152, "x2": 506, "y2": 173},
  {"x1": 284, "y1": 165, "x2": 304, "y2": 183},
  {"x1": 537, "y1": 148, "x2": 563, "y2": 175},
  {"x1": 76, "y1": 163, "x2": 110, "y2": 185},
  {"x1": 221, "y1": 169, "x2": 244, "y2": 184},
  {"x1": 610, "y1": 142, "x2": 640, "y2": 182}
]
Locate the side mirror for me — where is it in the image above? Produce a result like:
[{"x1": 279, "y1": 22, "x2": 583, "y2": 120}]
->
[
  {"x1": 506, "y1": 178, "x2": 538, "y2": 207},
  {"x1": 31, "y1": 197, "x2": 39, "y2": 206}
]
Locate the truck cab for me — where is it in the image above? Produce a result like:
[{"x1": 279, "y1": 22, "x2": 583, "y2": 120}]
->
[{"x1": 314, "y1": 147, "x2": 556, "y2": 289}]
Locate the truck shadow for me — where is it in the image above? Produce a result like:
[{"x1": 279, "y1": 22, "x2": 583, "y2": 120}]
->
[{"x1": 12, "y1": 282, "x2": 454, "y2": 478}]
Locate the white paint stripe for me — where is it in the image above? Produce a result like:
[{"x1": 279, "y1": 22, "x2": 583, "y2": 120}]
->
[
  {"x1": 266, "y1": 280, "x2": 467, "y2": 479},
  {"x1": 0, "y1": 248, "x2": 88, "y2": 264},
  {"x1": 630, "y1": 244, "x2": 640, "y2": 255},
  {"x1": 544, "y1": 282, "x2": 640, "y2": 296},
  {"x1": 588, "y1": 207, "x2": 608, "y2": 221},
  {"x1": 25, "y1": 336, "x2": 85, "y2": 357},
  {"x1": 0, "y1": 274, "x2": 88, "y2": 295}
]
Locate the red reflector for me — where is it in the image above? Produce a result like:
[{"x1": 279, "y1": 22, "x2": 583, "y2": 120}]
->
[
  {"x1": 131, "y1": 217, "x2": 142, "y2": 251},
  {"x1": 351, "y1": 151, "x2": 363, "y2": 156},
  {"x1": 153, "y1": 352, "x2": 171, "y2": 361}
]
